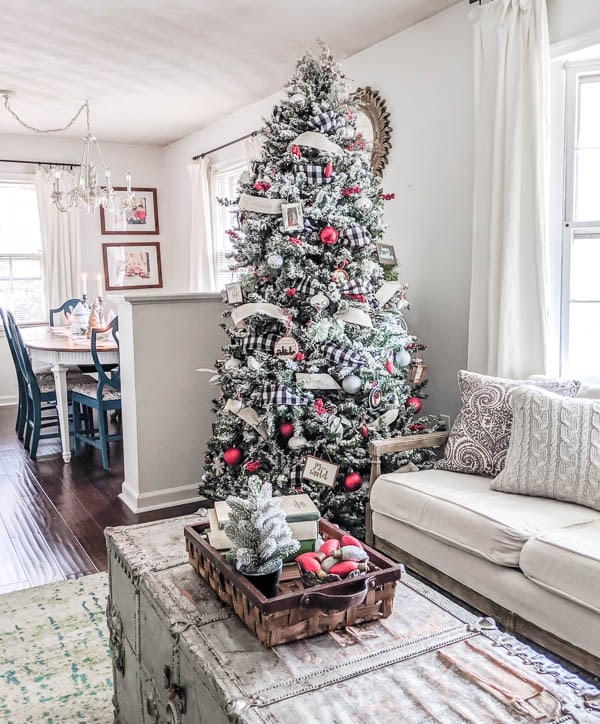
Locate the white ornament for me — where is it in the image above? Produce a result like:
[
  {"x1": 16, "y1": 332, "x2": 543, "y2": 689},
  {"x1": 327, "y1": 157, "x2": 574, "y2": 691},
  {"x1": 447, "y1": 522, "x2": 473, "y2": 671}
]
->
[
  {"x1": 224, "y1": 358, "x2": 242, "y2": 371},
  {"x1": 395, "y1": 349, "x2": 412, "y2": 367},
  {"x1": 288, "y1": 435, "x2": 308, "y2": 450},
  {"x1": 342, "y1": 375, "x2": 362, "y2": 394},
  {"x1": 290, "y1": 92, "x2": 306, "y2": 107},
  {"x1": 247, "y1": 356, "x2": 261, "y2": 371},
  {"x1": 310, "y1": 293, "x2": 329, "y2": 311},
  {"x1": 267, "y1": 253, "x2": 284, "y2": 270},
  {"x1": 341, "y1": 125, "x2": 355, "y2": 140},
  {"x1": 274, "y1": 336, "x2": 299, "y2": 360},
  {"x1": 355, "y1": 196, "x2": 373, "y2": 213}
]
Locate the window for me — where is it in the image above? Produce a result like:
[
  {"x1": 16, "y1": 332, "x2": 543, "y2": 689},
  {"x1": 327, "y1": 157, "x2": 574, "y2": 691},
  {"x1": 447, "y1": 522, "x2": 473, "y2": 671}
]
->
[
  {"x1": 211, "y1": 160, "x2": 246, "y2": 291},
  {"x1": 561, "y1": 62, "x2": 600, "y2": 380},
  {"x1": 0, "y1": 181, "x2": 44, "y2": 324}
]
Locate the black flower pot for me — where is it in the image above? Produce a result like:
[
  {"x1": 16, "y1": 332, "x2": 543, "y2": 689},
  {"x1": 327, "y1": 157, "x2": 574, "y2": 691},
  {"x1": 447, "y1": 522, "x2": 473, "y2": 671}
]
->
[{"x1": 237, "y1": 560, "x2": 282, "y2": 598}]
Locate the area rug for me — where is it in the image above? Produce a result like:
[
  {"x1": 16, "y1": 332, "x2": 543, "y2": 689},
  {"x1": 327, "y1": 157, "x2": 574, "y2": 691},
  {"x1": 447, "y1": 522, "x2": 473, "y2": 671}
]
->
[{"x1": 0, "y1": 573, "x2": 113, "y2": 724}]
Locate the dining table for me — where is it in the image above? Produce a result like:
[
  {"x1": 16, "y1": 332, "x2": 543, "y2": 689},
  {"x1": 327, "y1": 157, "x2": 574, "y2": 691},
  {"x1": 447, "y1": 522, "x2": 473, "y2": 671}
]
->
[{"x1": 21, "y1": 326, "x2": 120, "y2": 463}]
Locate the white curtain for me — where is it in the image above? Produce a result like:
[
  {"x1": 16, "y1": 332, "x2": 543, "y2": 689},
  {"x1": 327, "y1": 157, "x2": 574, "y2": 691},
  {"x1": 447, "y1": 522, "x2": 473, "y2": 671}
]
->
[
  {"x1": 467, "y1": 0, "x2": 550, "y2": 379},
  {"x1": 34, "y1": 168, "x2": 81, "y2": 309},
  {"x1": 188, "y1": 158, "x2": 216, "y2": 291},
  {"x1": 243, "y1": 134, "x2": 263, "y2": 166}
]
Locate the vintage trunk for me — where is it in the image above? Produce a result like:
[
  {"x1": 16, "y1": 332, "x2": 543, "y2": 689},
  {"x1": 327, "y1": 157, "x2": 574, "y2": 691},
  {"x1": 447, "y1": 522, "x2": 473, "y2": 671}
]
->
[{"x1": 105, "y1": 515, "x2": 599, "y2": 724}]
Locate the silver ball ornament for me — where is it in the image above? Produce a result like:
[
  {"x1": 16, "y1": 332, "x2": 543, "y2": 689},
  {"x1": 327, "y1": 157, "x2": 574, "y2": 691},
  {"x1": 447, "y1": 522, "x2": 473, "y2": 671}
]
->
[
  {"x1": 395, "y1": 349, "x2": 412, "y2": 367},
  {"x1": 355, "y1": 196, "x2": 373, "y2": 213},
  {"x1": 224, "y1": 358, "x2": 242, "y2": 371},
  {"x1": 290, "y1": 93, "x2": 306, "y2": 107},
  {"x1": 267, "y1": 253, "x2": 284, "y2": 270},
  {"x1": 288, "y1": 435, "x2": 308, "y2": 450},
  {"x1": 342, "y1": 375, "x2": 362, "y2": 394}
]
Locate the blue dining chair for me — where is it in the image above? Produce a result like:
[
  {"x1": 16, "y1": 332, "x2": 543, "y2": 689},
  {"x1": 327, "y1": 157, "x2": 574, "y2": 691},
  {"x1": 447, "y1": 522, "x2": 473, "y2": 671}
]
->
[
  {"x1": 49, "y1": 298, "x2": 80, "y2": 326},
  {"x1": 71, "y1": 317, "x2": 122, "y2": 471},
  {"x1": 0, "y1": 307, "x2": 27, "y2": 440},
  {"x1": 6, "y1": 312, "x2": 95, "y2": 459}
]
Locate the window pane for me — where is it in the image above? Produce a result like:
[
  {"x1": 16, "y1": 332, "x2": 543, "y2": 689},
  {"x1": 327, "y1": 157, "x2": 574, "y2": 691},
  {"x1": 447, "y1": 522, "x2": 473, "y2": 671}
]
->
[
  {"x1": 577, "y1": 78, "x2": 600, "y2": 149},
  {"x1": 573, "y1": 149, "x2": 600, "y2": 221},
  {"x1": 0, "y1": 184, "x2": 42, "y2": 254},
  {"x1": 570, "y1": 236, "x2": 600, "y2": 300},
  {"x1": 566, "y1": 302, "x2": 600, "y2": 379}
]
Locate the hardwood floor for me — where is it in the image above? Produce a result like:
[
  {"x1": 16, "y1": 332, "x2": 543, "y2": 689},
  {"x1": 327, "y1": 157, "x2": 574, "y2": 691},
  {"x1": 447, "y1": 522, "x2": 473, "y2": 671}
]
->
[{"x1": 0, "y1": 404, "x2": 202, "y2": 593}]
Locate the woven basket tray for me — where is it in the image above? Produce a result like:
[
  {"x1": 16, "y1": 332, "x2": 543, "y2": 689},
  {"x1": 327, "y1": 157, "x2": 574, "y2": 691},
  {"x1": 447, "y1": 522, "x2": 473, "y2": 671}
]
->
[{"x1": 184, "y1": 518, "x2": 403, "y2": 646}]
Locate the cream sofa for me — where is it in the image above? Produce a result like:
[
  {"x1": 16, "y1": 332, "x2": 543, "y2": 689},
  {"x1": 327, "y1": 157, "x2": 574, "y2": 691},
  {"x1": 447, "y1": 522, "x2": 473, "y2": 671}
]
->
[{"x1": 366, "y1": 382, "x2": 600, "y2": 676}]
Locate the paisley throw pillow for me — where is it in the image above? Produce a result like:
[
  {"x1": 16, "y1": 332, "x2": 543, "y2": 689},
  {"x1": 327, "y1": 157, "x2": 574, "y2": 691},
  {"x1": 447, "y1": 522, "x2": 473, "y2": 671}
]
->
[{"x1": 435, "y1": 371, "x2": 580, "y2": 478}]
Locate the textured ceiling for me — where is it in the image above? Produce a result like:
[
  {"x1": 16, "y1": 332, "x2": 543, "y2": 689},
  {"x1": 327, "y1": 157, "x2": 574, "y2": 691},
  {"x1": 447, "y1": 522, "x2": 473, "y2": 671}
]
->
[{"x1": 0, "y1": 0, "x2": 457, "y2": 146}]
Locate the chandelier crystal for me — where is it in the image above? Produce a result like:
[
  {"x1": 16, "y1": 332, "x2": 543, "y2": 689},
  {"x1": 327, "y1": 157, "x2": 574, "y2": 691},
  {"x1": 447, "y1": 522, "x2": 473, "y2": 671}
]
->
[{"x1": 2, "y1": 92, "x2": 134, "y2": 214}]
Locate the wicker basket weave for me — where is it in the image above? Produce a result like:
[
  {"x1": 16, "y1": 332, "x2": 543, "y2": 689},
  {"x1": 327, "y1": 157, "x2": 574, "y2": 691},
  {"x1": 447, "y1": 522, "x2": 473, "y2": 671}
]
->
[{"x1": 185, "y1": 518, "x2": 403, "y2": 646}]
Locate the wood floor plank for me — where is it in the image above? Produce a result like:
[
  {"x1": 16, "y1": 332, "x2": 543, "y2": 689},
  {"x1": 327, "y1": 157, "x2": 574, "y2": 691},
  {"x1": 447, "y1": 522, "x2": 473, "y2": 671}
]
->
[{"x1": 0, "y1": 404, "x2": 200, "y2": 585}]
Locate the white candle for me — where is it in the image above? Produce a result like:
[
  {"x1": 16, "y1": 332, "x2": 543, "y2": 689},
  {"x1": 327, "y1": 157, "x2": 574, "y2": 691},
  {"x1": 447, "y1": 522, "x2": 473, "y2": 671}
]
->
[
  {"x1": 82, "y1": 272, "x2": 87, "y2": 296},
  {"x1": 96, "y1": 273, "x2": 103, "y2": 299}
]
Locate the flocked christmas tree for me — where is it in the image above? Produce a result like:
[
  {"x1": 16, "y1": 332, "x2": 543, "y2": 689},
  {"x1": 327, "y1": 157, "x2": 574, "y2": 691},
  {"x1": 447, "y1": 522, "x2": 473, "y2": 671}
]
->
[{"x1": 200, "y1": 45, "x2": 440, "y2": 538}]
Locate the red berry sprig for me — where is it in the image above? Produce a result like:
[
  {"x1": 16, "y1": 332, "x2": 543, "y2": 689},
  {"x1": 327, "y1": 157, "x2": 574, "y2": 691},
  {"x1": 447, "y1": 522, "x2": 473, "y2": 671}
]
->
[
  {"x1": 286, "y1": 288, "x2": 297, "y2": 298},
  {"x1": 341, "y1": 186, "x2": 362, "y2": 197},
  {"x1": 380, "y1": 193, "x2": 396, "y2": 201},
  {"x1": 244, "y1": 460, "x2": 261, "y2": 473},
  {"x1": 253, "y1": 181, "x2": 271, "y2": 192}
]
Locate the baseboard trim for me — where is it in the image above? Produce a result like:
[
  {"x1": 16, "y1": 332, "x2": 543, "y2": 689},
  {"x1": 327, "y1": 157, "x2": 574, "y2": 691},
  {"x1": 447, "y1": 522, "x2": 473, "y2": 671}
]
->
[
  {"x1": 0, "y1": 395, "x2": 18, "y2": 407},
  {"x1": 119, "y1": 481, "x2": 202, "y2": 514}
]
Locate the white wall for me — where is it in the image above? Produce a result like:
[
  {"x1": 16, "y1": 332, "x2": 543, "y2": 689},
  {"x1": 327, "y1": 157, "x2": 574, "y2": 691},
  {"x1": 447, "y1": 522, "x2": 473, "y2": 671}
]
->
[
  {"x1": 548, "y1": 0, "x2": 600, "y2": 46},
  {"x1": 0, "y1": 133, "x2": 162, "y2": 403}
]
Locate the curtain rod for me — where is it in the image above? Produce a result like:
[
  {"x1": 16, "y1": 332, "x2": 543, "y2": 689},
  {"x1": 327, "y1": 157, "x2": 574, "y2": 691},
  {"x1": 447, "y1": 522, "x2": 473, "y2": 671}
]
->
[
  {"x1": 0, "y1": 158, "x2": 80, "y2": 168},
  {"x1": 191, "y1": 130, "x2": 258, "y2": 161}
]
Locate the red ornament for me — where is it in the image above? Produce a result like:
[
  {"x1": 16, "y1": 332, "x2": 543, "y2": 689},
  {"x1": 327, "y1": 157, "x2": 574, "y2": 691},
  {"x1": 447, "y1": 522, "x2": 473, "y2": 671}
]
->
[
  {"x1": 253, "y1": 181, "x2": 271, "y2": 192},
  {"x1": 279, "y1": 422, "x2": 294, "y2": 438},
  {"x1": 344, "y1": 472, "x2": 363, "y2": 491},
  {"x1": 289, "y1": 236, "x2": 302, "y2": 245},
  {"x1": 244, "y1": 459, "x2": 260, "y2": 472},
  {"x1": 406, "y1": 396, "x2": 423, "y2": 413},
  {"x1": 314, "y1": 398, "x2": 328, "y2": 416},
  {"x1": 341, "y1": 534, "x2": 363, "y2": 549},
  {"x1": 385, "y1": 359, "x2": 395, "y2": 375},
  {"x1": 286, "y1": 287, "x2": 297, "y2": 298},
  {"x1": 291, "y1": 144, "x2": 302, "y2": 158},
  {"x1": 324, "y1": 161, "x2": 333, "y2": 178},
  {"x1": 295, "y1": 351, "x2": 305, "y2": 361},
  {"x1": 360, "y1": 425, "x2": 369, "y2": 439},
  {"x1": 320, "y1": 226, "x2": 339, "y2": 246},
  {"x1": 408, "y1": 423, "x2": 427, "y2": 432},
  {"x1": 223, "y1": 447, "x2": 243, "y2": 466}
]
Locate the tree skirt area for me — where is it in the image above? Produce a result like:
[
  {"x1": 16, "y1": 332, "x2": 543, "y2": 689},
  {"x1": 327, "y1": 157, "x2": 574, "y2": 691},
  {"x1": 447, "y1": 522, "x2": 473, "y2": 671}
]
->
[{"x1": 0, "y1": 573, "x2": 112, "y2": 724}]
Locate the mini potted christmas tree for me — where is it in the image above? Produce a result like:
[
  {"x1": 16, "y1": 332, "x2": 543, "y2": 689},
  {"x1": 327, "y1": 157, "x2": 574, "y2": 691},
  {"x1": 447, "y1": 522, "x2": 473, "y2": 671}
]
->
[{"x1": 224, "y1": 477, "x2": 300, "y2": 597}]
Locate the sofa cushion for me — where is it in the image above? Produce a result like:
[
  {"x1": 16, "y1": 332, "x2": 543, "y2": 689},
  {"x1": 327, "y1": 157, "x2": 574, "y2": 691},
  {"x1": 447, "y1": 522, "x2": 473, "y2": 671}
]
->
[
  {"x1": 435, "y1": 371, "x2": 580, "y2": 478},
  {"x1": 370, "y1": 469, "x2": 600, "y2": 567},
  {"x1": 491, "y1": 386, "x2": 600, "y2": 511},
  {"x1": 520, "y1": 521, "x2": 600, "y2": 614}
]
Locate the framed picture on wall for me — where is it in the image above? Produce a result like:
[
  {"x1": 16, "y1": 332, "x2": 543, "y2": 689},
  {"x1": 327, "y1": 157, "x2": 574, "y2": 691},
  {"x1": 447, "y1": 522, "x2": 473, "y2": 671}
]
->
[
  {"x1": 100, "y1": 187, "x2": 159, "y2": 235},
  {"x1": 102, "y1": 242, "x2": 163, "y2": 291}
]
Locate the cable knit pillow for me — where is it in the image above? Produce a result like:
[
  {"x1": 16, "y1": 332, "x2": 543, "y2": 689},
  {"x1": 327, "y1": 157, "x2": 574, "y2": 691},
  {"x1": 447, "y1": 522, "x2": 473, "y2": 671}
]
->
[
  {"x1": 435, "y1": 371, "x2": 581, "y2": 478},
  {"x1": 491, "y1": 386, "x2": 600, "y2": 510}
]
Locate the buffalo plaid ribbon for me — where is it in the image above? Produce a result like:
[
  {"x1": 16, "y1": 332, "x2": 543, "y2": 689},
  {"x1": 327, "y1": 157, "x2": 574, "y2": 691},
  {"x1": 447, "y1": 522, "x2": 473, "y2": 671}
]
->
[
  {"x1": 342, "y1": 225, "x2": 371, "y2": 249},
  {"x1": 288, "y1": 464, "x2": 304, "y2": 487},
  {"x1": 261, "y1": 384, "x2": 308, "y2": 406},
  {"x1": 307, "y1": 111, "x2": 343, "y2": 134},
  {"x1": 241, "y1": 334, "x2": 278, "y2": 354},
  {"x1": 296, "y1": 276, "x2": 321, "y2": 296},
  {"x1": 321, "y1": 342, "x2": 364, "y2": 369},
  {"x1": 293, "y1": 163, "x2": 334, "y2": 185},
  {"x1": 340, "y1": 278, "x2": 373, "y2": 296}
]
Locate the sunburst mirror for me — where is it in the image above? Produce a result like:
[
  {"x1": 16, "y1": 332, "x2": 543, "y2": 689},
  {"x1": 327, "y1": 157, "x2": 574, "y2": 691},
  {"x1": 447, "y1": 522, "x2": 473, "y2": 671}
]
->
[{"x1": 352, "y1": 87, "x2": 392, "y2": 176}]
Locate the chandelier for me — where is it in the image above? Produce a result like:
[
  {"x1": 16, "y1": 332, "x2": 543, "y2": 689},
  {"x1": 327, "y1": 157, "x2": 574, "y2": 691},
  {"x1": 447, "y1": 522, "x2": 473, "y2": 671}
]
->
[{"x1": 1, "y1": 91, "x2": 134, "y2": 214}]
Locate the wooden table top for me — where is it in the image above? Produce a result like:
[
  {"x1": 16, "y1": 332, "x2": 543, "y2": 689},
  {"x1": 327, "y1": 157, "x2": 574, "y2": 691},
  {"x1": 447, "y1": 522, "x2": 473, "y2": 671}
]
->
[{"x1": 21, "y1": 326, "x2": 118, "y2": 353}]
